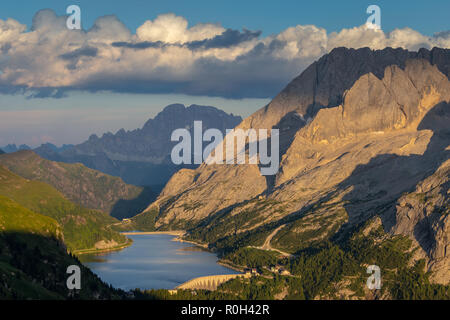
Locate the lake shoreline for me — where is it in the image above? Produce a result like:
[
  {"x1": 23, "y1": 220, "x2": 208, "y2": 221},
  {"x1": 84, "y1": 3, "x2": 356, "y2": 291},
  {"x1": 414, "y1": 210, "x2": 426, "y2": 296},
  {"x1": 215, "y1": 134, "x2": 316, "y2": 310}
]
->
[
  {"x1": 73, "y1": 238, "x2": 133, "y2": 256},
  {"x1": 122, "y1": 231, "x2": 185, "y2": 236},
  {"x1": 81, "y1": 233, "x2": 238, "y2": 291},
  {"x1": 172, "y1": 236, "x2": 244, "y2": 273},
  {"x1": 217, "y1": 260, "x2": 245, "y2": 273},
  {"x1": 172, "y1": 237, "x2": 209, "y2": 249}
]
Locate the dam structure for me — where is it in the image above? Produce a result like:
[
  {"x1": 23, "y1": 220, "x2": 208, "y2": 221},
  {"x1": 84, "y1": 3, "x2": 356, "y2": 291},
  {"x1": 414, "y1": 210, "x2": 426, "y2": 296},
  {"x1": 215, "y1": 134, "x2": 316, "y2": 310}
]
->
[{"x1": 176, "y1": 274, "x2": 251, "y2": 291}]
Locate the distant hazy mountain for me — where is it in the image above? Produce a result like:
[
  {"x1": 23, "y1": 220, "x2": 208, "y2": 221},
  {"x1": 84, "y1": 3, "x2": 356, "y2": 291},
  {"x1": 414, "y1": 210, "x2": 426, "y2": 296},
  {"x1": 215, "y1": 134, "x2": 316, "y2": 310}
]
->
[
  {"x1": 33, "y1": 143, "x2": 74, "y2": 157},
  {"x1": 1, "y1": 143, "x2": 73, "y2": 158},
  {"x1": 0, "y1": 144, "x2": 31, "y2": 153},
  {"x1": 36, "y1": 104, "x2": 242, "y2": 187},
  {"x1": 133, "y1": 47, "x2": 450, "y2": 288},
  {"x1": 0, "y1": 150, "x2": 155, "y2": 220}
]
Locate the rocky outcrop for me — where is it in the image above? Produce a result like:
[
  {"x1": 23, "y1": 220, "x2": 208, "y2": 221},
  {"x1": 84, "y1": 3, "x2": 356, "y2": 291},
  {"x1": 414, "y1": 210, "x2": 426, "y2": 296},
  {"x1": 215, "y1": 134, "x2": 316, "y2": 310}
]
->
[
  {"x1": 94, "y1": 239, "x2": 119, "y2": 250},
  {"x1": 392, "y1": 160, "x2": 449, "y2": 284}
]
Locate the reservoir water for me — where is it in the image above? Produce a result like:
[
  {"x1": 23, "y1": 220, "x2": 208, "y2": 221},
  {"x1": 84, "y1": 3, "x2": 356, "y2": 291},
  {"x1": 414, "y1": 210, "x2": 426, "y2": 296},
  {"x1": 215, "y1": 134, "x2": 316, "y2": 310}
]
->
[{"x1": 80, "y1": 234, "x2": 238, "y2": 290}]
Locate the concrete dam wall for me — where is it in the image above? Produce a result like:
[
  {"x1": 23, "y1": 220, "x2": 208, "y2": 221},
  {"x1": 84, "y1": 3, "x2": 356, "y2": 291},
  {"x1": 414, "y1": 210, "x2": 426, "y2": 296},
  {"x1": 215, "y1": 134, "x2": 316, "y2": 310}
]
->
[{"x1": 176, "y1": 274, "x2": 250, "y2": 291}]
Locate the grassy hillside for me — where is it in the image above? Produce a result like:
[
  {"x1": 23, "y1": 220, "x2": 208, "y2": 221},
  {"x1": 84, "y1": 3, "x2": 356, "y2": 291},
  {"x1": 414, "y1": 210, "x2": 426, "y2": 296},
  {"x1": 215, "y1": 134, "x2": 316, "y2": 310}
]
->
[
  {"x1": 0, "y1": 195, "x2": 62, "y2": 241},
  {"x1": 0, "y1": 195, "x2": 124, "y2": 299},
  {"x1": 0, "y1": 151, "x2": 155, "y2": 219},
  {"x1": 0, "y1": 165, "x2": 127, "y2": 252}
]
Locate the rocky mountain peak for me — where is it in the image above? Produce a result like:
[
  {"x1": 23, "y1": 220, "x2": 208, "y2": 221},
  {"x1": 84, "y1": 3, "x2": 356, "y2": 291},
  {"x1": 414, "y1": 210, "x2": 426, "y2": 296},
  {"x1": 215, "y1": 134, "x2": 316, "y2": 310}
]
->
[
  {"x1": 239, "y1": 47, "x2": 450, "y2": 133},
  {"x1": 35, "y1": 103, "x2": 242, "y2": 186},
  {"x1": 296, "y1": 59, "x2": 450, "y2": 144}
]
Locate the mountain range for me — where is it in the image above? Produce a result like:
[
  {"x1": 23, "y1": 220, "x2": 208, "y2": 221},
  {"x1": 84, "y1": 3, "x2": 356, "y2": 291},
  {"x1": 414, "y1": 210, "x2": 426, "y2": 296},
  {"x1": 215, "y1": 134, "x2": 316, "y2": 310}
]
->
[
  {"x1": 0, "y1": 144, "x2": 32, "y2": 153},
  {"x1": 130, "y1": 47, "x2": 450, "y2": 288},
  {"x1": 34, "y1": 104, "x2": 242, "y2": 188},
  {"x1": 1, "y1": 144, "x2": 74, "y2": 154}
]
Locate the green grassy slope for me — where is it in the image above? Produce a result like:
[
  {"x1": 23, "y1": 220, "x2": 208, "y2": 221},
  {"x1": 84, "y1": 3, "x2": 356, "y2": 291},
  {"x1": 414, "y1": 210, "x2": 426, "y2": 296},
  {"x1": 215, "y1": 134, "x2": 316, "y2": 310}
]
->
[
  {"x1": 0, "y1": 195, "x2": 124, "y2": 299},
  {"x1": 0, "y1": 165, "x2": 127, "y2": 252},
  {"x1": 0, "y1": 151, "x2": 155, "y2": 219},
  {"x1": 0, "y1": 194, "x2": 62, "y2": 241}
]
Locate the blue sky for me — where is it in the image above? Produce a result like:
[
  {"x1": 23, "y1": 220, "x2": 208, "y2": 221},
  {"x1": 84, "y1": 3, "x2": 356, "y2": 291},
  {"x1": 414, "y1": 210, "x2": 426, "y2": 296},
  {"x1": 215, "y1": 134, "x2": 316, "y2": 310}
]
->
[
  {"x1": 0, "y1": 1, "x2": 449, "y2": 147},
  {"x1": 0, "y1": 0, "x2": 449, "y2": 36}
]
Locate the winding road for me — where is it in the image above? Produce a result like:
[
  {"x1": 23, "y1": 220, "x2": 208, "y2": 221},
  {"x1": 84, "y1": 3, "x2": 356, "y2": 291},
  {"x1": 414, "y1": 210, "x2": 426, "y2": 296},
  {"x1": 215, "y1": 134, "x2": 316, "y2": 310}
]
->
[{"x1": 251, "y1": 224, "x2": 293, "y2": 257}]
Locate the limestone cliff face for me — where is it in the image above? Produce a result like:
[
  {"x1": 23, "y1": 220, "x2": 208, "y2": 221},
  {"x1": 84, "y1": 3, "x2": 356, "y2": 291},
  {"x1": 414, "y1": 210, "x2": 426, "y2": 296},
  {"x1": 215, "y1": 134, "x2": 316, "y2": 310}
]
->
[
  {"x1": 240, "y1": 47, "x2": 450, "y2": 132},
  {"x1": 136, "y1": 47, "x2": 449, "y2": 283},
  {"x1": 298, "y1": 61, "x2": 448, "y2": 143},
  {"x1": 392, "y1": 160, "x2": 449, "y2": 284},
  {"x1": 278, "y1": 59, "x2": 450, "y2": 184}
]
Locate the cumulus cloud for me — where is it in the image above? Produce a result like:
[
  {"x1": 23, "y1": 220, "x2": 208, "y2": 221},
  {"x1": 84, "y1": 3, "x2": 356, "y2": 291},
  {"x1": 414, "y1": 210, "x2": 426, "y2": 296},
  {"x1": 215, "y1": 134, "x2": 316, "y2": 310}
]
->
[
  {"x1": 0, "y1": 9, "x2": 449, "y2": 99},
  {"x1": 136, "y1": 13, "x2": 224, "y2": 44}
]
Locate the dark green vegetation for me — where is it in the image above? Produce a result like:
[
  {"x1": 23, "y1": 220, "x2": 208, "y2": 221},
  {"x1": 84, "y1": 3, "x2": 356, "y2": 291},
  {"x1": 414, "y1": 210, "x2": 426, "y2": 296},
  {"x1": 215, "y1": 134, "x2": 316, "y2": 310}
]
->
[
  {"x1": 114, "y1": 208, "x2": 160, "y2": 232},
  {"x1": 390, "y1": 260, "x2": 449, "y2": 299},
  {"x1": 133, "y1": 208, "x2": 159, "y2": 231},
  {"x1": 0, "y1": 151, "x2": 155, "y2": 219},
  {"x1": 222, "y1": 248, "x2": 279, "y2": 268},
  {"x1": 0, "y1": 165, "x2": 126, "y2": 252},
  {"x1": 0, "y1": 195, "x2": 125, "y2": 299},
  {"x1": 134, "y1": 276, "x2": 288, "y2": 300}
]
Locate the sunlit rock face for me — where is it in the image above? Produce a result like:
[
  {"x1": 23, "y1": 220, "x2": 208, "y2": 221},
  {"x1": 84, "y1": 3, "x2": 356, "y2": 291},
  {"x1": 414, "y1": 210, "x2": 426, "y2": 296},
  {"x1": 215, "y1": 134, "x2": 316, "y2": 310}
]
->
[{"x1": 136, "y1": 47, "x2": 449, "y2": 284}]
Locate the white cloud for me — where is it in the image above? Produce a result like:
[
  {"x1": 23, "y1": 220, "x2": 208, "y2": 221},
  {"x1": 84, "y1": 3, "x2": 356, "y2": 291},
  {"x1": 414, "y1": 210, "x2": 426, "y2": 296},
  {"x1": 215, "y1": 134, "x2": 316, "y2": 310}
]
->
[
  {"x1": 274, "y1": 25, "x2": 327, "y2": 59},
  {"x1": 136, "y1": 13, "x2": 224, "y2": 44},
  {"x1": 0, "y1": 9, "x2": 448, "y2": 99},
  {"x1": 88, "y1": 15, "x2": 132, "y2": 42},
  {"x1": 0, "y1": 18, "x2": 26, "y2": 42}
]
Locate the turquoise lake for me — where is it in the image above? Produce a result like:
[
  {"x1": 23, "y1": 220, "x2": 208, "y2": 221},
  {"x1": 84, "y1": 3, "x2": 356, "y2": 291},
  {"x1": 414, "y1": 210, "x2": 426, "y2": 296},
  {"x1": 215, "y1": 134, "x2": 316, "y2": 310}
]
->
[{"x1": 80, "y1": 234, "x2": 237, "y2": 290}]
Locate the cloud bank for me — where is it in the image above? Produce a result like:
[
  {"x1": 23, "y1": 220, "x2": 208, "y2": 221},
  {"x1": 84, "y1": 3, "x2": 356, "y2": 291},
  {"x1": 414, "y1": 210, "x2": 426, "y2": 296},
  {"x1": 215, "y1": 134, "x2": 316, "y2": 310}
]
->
[{"x1": 0, "y1": 9, "x2": 449, "y2": 99}]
